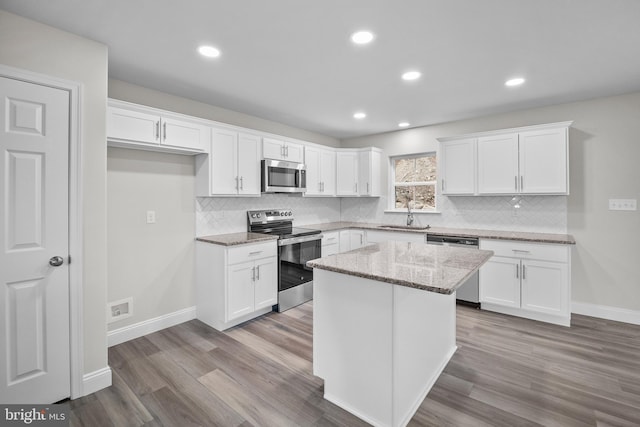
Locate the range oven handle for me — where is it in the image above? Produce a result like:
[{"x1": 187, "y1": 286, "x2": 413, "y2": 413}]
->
[{"x1": 278, "y1": 234, "x2": 323, "y2": 246}]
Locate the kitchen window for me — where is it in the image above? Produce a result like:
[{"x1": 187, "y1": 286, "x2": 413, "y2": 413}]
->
[{"x1": 389, "y1": 153, "x2": 437, "y2": 211}]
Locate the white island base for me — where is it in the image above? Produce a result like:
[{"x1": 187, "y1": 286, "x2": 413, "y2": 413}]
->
[{"x1": 313, "y1": 269, "x2": 457, "y2": 427}]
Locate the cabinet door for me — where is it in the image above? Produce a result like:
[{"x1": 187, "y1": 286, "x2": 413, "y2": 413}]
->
[
  {"x1": 161, "y1": 117, "x2": 208, "y2": 151},
  {"x1": 519, "y1": 128, "x2": 568, "y2": 194},
  {"x1": 227, "y1": 262, "x2": 255, "y2": 321},
  {"x1": 350, "y1": 230, "x2": 366, "y2": 250},
  {"x1": 237, "y1": 133, "x2": 261, "y2": 195},
  {"x1": 322, "y1": 232, "x2": 340, "y2": 255},
  {"x1": 107, "y1": 107, "x2": 159, "y2": 144},
  {"x1": 320, "y1": 149, "x2": 336, "y2": 196},
  {"x1": 336, "y1": 152, "x2": 359, "y2": 196},
  {"x1": 521, "y1": 260, "x2": 568, "y2": 315},
  {"x1": 479, "y1": 257, "x2": 521, "y2": 308},
  {"x1": 254, "y1": 257, "x2": 277, "y2": 310},
  {"x1": 441, "y1": 138, "x2": 476, "y2": 195},
  {"x1": 339, "y1": 230, "x2": 351, "y2": 252},
  {"x1": 263, "y1": 137, "x2": 285, "y2": 160},
  {"x1": 358, "y1": 150, "x2": 372, "y2": 196},
  {"x1": 210, "y1": 128, "x2": 238, "y2": 195},
  {"x1": 284, "y1": 142, "x2": 304, "y2": 163},
  {"x1": 304, "y1": 147, "x2": 322, "y2": 195},
  {"x1": 478, "y1": 133, "x2": 519, "y2": 194}
]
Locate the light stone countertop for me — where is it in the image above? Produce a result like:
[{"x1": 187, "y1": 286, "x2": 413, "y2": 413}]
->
[
  {"x1": 196, "y1": 232, "x2": 278, "y2": 246},
  {"x1": 307, "y1": 241, "x2": 494, "y2": 294},
  {"x1": 304, "y1": 221, "x2": 576, "y2": 245}
]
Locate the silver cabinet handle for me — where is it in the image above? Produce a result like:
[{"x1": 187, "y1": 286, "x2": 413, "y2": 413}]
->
[
  {"x1": 522, "y1": 264, "x2": 526, "y2": 280},
  {"x1": 442, "y1": 179, "x2": 445, "y2": 191},
  {"x1": 367, "y1": 182, "x2": 369, "y2": 193},
  {"x1": 515, "y1": 176, "x2": 518, "y2": 191},
  {"x1": 520, "y1": 175, "x2": 524, "y2": 191},
  {"x1": 49, "y1": 256, "x2": 64, "y2": 267},
  {"x1": 251, "y1": 266, "x2": 256, "y2": 281},
  {"x1": 516, "y1": 264, "x2": 519, "y2": 279},
  {"x1": 235, "y1": 176, "x2": 239, "y2": 190},
  {"x1": 285, "y1": 146, "x2": 289, "y2": 157},
  {"x1": 360, "y1": 234, "x2": 363, "y2": 244},
  {"x1": 256, "y1": 265, "x2": 260, "y2": 280},
  {"x1": 512, "y1": 249, "x2": 531, "y2": 254},
  {"x1": 281, "y1": 145, "x2": 285, "y2": 157},
  {"x1": 240, "y1": 176, "x2": 244, "y2": 190},
  {"x1": 249, "y1": 251, "x2": 263, "y2": 255},
  {"x1": 155, "y1": 121, "x2": 160, "y2": 140},
  {"x1": 163, "y1": 122, "x2": 167, "y2": 141},
  {"x1": 355, "y1": 182, "x2": 358, "y2": 193}
]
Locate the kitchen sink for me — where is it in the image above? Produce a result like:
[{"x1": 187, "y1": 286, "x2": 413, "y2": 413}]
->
[{"x1": 379, "y1": 225, "x2": 431, "y2": 230}]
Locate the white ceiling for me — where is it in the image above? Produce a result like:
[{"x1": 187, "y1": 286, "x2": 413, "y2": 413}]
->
[{"x1": 2, "y1": 0, "x2": 640, "y2": 139}]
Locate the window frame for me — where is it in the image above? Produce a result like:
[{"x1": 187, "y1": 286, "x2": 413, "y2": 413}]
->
[{"x1": 387, "y1": 152, "x2": 438, "y2": 213}]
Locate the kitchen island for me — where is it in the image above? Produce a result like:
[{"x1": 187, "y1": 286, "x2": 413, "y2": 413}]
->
[{"x1": 307, "y1": 241, "x2": 493, "y2": 427}]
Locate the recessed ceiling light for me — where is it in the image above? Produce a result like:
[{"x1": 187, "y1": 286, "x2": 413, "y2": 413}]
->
[
  {"x1": 351, "y1": 31, "x2": 374, "y2": 45},
  {"x1": 198, "y1": 45, "x2": 221, "y2": 58},
  {"x1": 505, "y1": 77, "x2": 525, "y2": 87},
  {"x1": 401, "y1": 71, "x2": 421, "y2": 81},
  {"x1": 353, "y1": 112, "x2": 367, "y2": 119},
  {"x1": 398, "y1": 122, "x2": 410, "y2": 128}
]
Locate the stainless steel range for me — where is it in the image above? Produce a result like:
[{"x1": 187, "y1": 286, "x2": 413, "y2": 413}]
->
[{"x1": 248, "y1": 209, "x2": 322, "y2": 312}]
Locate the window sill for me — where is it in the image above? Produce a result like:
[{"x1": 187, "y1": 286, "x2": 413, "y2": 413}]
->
[{"x1": 383, "y1": 209, "x2": 441, "y2": 214}]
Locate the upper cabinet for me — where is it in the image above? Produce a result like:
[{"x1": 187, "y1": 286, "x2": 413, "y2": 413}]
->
[
  {"x1": 107, "y1": 100, "x2": 209, "y2": 154},
  {"x1": 196, "y1": 128, "x2": 261, "y2": 197},
  {"x1": 336, "y1": 148, "x2": 382, "y2": 197},
  {"x1": 305, "y1": 145, "x2": 336, "y2": 196},
  {"x1": 438, "y1": 121, "x2": 571, "y2": 196},
  {"x1": 440, "y1": 138, "x2": 477, "y2": 195},
  {"x1": 262, "y1": 137, "x2": 304, "y2": 163}
]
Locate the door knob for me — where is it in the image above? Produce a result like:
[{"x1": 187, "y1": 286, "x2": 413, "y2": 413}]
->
[{"x1": 49, "y1": 256, "x2": 64, "y2": 267}]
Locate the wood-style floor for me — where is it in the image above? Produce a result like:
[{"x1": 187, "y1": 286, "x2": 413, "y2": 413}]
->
[{"x1": 70, "y1": 303, "x2": 640, "y2": 426}]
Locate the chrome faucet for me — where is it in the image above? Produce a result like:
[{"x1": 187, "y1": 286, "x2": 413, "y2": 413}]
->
[{"x1": 406, "y1": 201, "x2": 414, "y2": 226}]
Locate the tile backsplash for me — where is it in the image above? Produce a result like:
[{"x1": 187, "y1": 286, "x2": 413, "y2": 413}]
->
[
  {"x1": 197, "y1": 193, "x2": 567, "y2": 235},
  {"x1": 196, "y1": 194, "x2": 341, "y2": 235},
  {"x1": 340, "y1": 195, "x2": 567, "y2": 233}
]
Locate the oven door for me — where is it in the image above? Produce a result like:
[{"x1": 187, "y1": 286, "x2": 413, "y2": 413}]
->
[
  {"x1": 278, "y1": 235, "x2": 321, "y2": 292},
  {"x1": 262, "y1": 159, "x2": 307, "y2": 193}
]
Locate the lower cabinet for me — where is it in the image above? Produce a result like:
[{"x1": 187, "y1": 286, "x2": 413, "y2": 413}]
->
[
  {"x1": 321, "y1": 231, "x2": 340, "y2": 256},
  {"x1": 339, "y1": 229, "x2": 366, "y2": 252},
  {"x1": 479, "y1": 239, "x2": 571, "y2": 326},
  {"x1": 196, "y1": 240, "x2": 277, "y2": 331}
]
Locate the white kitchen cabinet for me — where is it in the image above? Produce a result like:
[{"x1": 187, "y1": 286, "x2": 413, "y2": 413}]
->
[
  {"x1": 107, "y1": 100, "x2": 208, "y2": 154},
  {"x1": 339, "y1": 230, "x2": 366, "y2": 252},
  {"x1": 262, "y1": 137, "x2": 304, "y2": 163},
  {"x1": 195, "y1": 129, "x2": 260, "y2": 196},
  {"x1": 518, "y1": 127, "x2": 568, "y2": 194},
  {"x1": 336, "y1": 151, "x2": 359, "y2": 196},
  {"x1": 477, "y1": 133, "x2": 520, "y2": 194},
  {"x1": 358, "y1": 148, "x2": 382, "y2": 196},
  {"x1": 440, "y1": 138, "x2": 477, "y2": 195},
  {"x1": 196, "y1": 240, "x2": 277, "y2": 331},
  {"x1": 479, "y1": 239, "x2": 571, "y2": 326},
  {"x1": 321, "y1": 231, "x2": 340, "y2": 256},
  {"x1": 305, "y1": 146, "x2": 336, "y2": 196}
]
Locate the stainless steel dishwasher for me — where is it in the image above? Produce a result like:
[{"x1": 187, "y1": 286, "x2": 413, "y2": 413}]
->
[{"x1": 426, "y1": 234, "x2": 480, "y2": 306}]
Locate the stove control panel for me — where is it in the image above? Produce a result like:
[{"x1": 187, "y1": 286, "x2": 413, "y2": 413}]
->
[{"x1": 247, "y1": 209, "x2": 294, "y2": 224}]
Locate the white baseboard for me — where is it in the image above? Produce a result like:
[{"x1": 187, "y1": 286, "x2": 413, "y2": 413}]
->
[
  {"x1": 107, "y1": 306, "x2": 197, "y2": 347},
  {"x1": 82, "y1": 367, "x2": 112, "y2": 396},
  {"x1": 572, "y1": 301, "x2": 640, "y2": 326}
]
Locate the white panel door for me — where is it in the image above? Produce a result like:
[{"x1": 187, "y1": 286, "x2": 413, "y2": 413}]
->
[
  {"x1": 237, "y1": 133, "x2": 261, "y2": 196},
  {"x1": 519, "y1": 128, "x2": 568, "y2": 194},
  {"x1": 304, "y1": 147, "x2": 322, "y2": 195},
  {"x1": 262, "y1": 137, "x2": 285, "y2": 160},
  {"x1": 336, "y1": 152, "x2": 359, "y2": 196},
  {"x1": 161, "y1": 117, "x2": 207, "y2": 151},
  {"x1": 227, "y1": 262, "x2": 255, "y2": 321},
  {"x1": 479, "y1": 257, "x2": 521, "y2": 308},
  {"x1": 441, "y1": 138, "x2": 476, "y2": 195},
  {"x1": 477, "y1": 133, "x2": 519, "y2": 194},
  {"x1": 254, "y1": 257, "x2": 277, "y2": 310},
  {"x1": 107, "y1": 106, "x2": 159, "y2": 144},
  {"x1": 320, "y1": 149, "x2": 336, "y2": 196},
  {"x1": 0, "y1": 77, "x2": 70, "y2": 403},
  {"x1": 210, "y1": 128, "x2": 238, "y2": 195},
  {"x1": 521, "y1": 260, "x2": 568, "y2": 315},
  {"x1": 358, "y1": 150, "x2": 372, "y2": 196}
]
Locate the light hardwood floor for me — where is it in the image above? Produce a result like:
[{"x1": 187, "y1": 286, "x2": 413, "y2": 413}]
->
[{"x1": 70, "y1": 303, "x2": 640, "y2": 426}]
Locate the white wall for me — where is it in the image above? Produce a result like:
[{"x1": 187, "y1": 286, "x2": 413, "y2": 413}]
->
[
  {"x1": 0, "y1": 10, "x2": 109, "y2": 374},
  {"x1": 107, "y1": 148, "x2": 195, "y2": 331},
  {"x1": 342, "y1": 92, "x2": 640, "y2": 313}
]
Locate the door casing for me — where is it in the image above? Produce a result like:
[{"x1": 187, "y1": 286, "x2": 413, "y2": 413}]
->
[{"x1": 0, "y1": 64, "x2": 84, "y2": 399}]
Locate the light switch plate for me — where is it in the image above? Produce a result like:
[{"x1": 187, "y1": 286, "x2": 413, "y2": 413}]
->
[{"x1": 608, "y1": 199, "x2": 637, "y2": 211}]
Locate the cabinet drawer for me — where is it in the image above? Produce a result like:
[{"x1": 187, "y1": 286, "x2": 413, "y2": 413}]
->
[
  {"x1": 480, "y1": 239, "x2": 569, "y2": 263},
  {"x1": 228, "y1": 241, "x2": 277, "y2": 265}
]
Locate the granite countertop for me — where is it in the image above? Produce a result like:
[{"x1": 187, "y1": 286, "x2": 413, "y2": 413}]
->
[
  {"x1": 196, "y1": 232, "x2": 278, "y2": 246},
  {"x1": 303, "y1": 221, "x2": 576, "y2": 245},
  {"x1": 307, "y1": 241, "x2": 494, "y2": 295}
]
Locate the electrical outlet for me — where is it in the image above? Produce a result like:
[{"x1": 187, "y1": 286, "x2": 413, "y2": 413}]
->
[
  {"x1": 146, "y1": 210, "x2": 156, "y2": 223},
  {"x1": 608, "y1": 199, "x2": 637, "y2": 211}
]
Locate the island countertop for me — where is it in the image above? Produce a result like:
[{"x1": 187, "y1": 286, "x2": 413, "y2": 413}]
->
[{"x1": 307, "y1": 241, "x2": 493, "y2": 295}]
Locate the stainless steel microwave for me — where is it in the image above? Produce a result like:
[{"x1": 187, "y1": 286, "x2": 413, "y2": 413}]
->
[{"x1": 261, "y1": 159, "x2": 307, "y2": 193}]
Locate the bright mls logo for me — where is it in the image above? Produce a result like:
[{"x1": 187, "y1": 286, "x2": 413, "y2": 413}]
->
[{"x1": 1, "y1": 404, "x2": 69, "y2": 426}]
